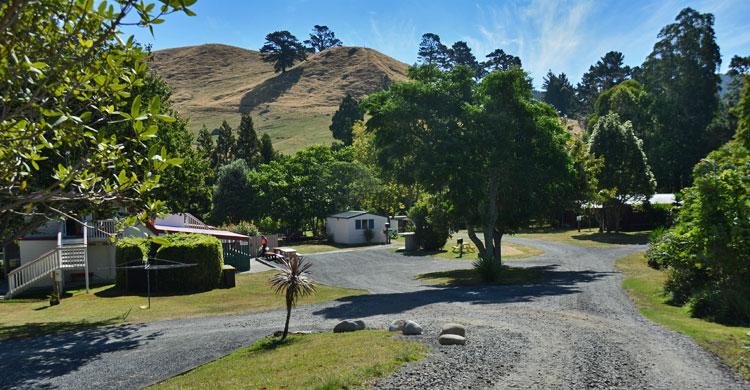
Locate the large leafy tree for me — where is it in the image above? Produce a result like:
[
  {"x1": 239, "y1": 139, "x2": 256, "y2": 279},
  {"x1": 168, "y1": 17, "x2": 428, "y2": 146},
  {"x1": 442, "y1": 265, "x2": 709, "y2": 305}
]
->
[
  {"x1": 641, "y1": 7, "x2": 721, "y2": 191},
  {"x1": 417, "y1": 33, "x2": 450, "y2": 68},
  {"x1": 0, "y1": 0, "x2": 194, "y2": 247},
  {"x1": 588, "y1": 79, "x2": 652, "y2": 141},
  {"x1": 235, "y1": 113, "x2": 261, "y2": 167},
  {"x1": 213, "y1": 121, "x2": 235, "y2": 168},
  {"x1": 575, "y1": 51, "x2": 631, "y2": 117},
  {"x1": 543, "y1": 71, "x2": 575, "y2": 116},
  {"x1": 588, "y1": 113, "x2": 656, "y2": 232},
  {"x1": 304, "y1": 25, "x2": 342, "y2": 53},
  {"x1": 260, "y1": 31, "x2": 307, "y2": 73},
  {"x1": 364, "y1": 66, "x2": 575, "y2": 266},
  {"x1": 329, "y1": 94, "x2": 363, "y2": 146}
]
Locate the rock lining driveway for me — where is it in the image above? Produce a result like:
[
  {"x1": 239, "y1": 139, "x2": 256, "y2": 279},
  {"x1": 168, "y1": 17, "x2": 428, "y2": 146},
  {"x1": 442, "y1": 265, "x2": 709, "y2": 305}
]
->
[{"x1": 1, "y1": 238, "x2": 748, "y2": 389}]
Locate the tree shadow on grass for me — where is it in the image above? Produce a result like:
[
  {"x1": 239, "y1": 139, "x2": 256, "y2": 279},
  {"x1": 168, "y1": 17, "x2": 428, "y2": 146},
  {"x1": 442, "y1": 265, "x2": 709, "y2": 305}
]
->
[
  {"x1": 313, "y1": 265, "x2": 615, "y2": 319},
  {"x1": 570, "y1": 232, "x2": 650, "y2": 245},
  {"x1": 0, "y1": 322, "x2": 161, "y2": 388},
  {"x1": 417, "y1": 266, "x2": 544, "y2": 286}
]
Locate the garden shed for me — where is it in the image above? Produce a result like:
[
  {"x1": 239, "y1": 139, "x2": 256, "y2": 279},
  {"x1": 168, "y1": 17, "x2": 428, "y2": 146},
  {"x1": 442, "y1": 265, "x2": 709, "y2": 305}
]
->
[{"x1": 326, "y1": 211, "x2": 387, "y2": 245}]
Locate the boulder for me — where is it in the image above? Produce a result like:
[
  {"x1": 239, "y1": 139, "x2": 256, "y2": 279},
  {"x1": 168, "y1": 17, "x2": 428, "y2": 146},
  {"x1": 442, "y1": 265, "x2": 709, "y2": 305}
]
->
[
  {"x1": 438, "y1": 334, "x2": 466, "y2": 345},
  {"x1": 440, "y1": 323, "x2": 466, "y2": 337},
  {"x1": 333, "y1": 319, "x2": 366, "y2": 333},
  {"x1": 388, "y1": 319, "x2": 406, "y2": 332},
  {"x1": 402, "y1": 320, "x2": 423, "y2": 335}
]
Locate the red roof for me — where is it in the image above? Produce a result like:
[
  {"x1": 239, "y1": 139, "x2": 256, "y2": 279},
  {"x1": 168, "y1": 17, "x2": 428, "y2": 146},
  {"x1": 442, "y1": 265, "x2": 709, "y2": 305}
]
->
[{"x1": 150, "y1": 224, "x2": 249, "y2": 241}]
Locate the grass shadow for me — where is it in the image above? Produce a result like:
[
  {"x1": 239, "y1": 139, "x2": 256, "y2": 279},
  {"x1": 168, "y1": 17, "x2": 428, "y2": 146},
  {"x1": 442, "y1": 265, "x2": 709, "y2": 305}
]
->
[
  {"x1": 253, "y1": 336, "x2": 299, "y2": 351},
  {"x1": 0, "y1": 316, "x2": 126, "y2": 341},
  {"x1": 570, "y1": 231, "x2": 649, "y2": 245}
]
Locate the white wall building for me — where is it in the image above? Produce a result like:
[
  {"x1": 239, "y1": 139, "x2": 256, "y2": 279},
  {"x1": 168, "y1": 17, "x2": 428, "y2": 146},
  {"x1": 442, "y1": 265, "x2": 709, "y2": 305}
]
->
[{"x1": 326, "y1": 211, "x2": 387, "y2": 245}]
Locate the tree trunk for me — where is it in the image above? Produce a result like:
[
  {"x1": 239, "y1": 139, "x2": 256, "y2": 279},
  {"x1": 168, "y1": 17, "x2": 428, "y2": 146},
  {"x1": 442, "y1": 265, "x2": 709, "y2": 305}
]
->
[
  {"x1": 482, "y1": 176, "x2": 500, "y2": 263},
  {"x1": 282, "y1": 298, "x2": 292, "y2": 339},
  {"x1": 467, "y1": 226, "x2": 486, "y2": 258}
]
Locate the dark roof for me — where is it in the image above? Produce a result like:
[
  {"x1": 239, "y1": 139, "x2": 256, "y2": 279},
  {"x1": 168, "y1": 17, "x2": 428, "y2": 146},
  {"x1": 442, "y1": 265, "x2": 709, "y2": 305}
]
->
[{"x1": 328, "y1": 210, "x2": 369, "y2": 219}]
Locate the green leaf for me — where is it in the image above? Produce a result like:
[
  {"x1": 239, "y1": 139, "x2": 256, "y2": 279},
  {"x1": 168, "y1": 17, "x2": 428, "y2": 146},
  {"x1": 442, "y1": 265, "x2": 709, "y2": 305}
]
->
[
  {"x1": 149, "y1": 96, "x2": 161, "y2": 115},
  {"x1": 131, "y1": 95, "x2": 142, "y2": 118},
  {"x1": 154, "y1": 114, "x2": 175, "y2": 123}
]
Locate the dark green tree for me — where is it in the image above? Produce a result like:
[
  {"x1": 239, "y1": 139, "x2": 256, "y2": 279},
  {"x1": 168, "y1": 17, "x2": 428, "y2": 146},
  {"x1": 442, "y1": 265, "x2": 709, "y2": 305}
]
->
[
  {"x1": 641, "y1": 7, "x2": 722, "y2": 191},
  {"x1": 196, "y1": 125, "x2": 214, "y2": 160},
  {"x1": 330, "y1": 94, "x2": 364, "y2": 146},
  {"x1": 481, "y1": 49, "x2": 522, "y2": 74},
  {"x1": 213, "y1": 121, "x2": 235, "y2": 168},
  {"x1": 543, "y1": 71, "x2": 576, "y2": 116},
  {"x1": 575, "y1": 51, "x2": 631, "y2": 117},
  {"x1": 260, "y1": 133, "x2": 276, "y2": 164},
  {"x1": 304, "y1": 25, "x2": 342, "y2": 53},
  {"x1": 210, "y1": 160, "x2": 255, "y2": 224},
  {"x1": 236, "y1": 113, "x2": 261, "y2": 167},
  {"x1": 260, "y1": 31, "x2": 308, "y2": 73},
  {"x1": 417, "y1": 33, "x2": 450, "y2": 68},
  {"x1": 588, "y1": 113, "x2": 656, "y2": 232},
  {"x1": 447, "y1": 41, "x2": 478, "y2": 73}
]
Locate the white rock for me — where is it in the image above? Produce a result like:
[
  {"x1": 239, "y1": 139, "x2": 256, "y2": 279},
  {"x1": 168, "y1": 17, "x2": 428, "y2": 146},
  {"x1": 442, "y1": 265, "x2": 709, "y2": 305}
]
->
[{"x1": 402, "y1": 320, "x2": 423, "y2": 335}]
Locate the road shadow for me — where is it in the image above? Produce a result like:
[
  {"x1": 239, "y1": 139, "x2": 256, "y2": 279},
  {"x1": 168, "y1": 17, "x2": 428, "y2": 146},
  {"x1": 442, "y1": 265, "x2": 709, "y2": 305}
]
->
[
  {"x1": 570, "y1": 232, "x2": 650, "y2": 245},
  {"x1": 313, "y1": 265, "x2": 614, "y2": 319},
  {"x1": 0, "y1": 323, "x2": 161, "y2": 388}
]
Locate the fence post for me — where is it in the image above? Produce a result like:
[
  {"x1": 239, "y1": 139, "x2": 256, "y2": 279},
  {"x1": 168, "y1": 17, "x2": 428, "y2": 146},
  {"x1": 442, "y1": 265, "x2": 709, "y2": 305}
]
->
[{"x1": 83, "y1": 224, "x2": 89, "y2": 293}]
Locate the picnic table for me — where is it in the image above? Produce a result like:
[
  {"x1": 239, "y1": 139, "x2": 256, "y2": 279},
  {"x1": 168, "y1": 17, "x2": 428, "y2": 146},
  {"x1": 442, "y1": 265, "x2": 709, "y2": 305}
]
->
[
  {"x1": 273, "y1": 247, "x2": 298, "y2": 257},
  {"x1": 451, "y1": 242, "x2": 476, "y2": 253}
]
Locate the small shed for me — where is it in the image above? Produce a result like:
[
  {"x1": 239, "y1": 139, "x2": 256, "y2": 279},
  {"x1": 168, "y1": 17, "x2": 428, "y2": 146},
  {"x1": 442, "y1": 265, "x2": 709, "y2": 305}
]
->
[{"x1": 326, "y1": 211, "x2": 387, "y2": 245}]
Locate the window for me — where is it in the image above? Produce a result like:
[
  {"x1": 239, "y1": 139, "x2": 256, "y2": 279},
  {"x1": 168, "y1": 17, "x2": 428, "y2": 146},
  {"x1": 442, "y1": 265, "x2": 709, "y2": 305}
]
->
[{"x1": 355, "y1": 218, "x2": 375, "y2": 230}]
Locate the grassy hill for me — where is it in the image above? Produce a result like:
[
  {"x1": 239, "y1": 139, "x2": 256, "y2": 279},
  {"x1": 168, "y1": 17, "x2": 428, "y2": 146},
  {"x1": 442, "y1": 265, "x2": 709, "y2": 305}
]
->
[{"x1": 150, "y1": 44, "x2": 409, "y2": 153}]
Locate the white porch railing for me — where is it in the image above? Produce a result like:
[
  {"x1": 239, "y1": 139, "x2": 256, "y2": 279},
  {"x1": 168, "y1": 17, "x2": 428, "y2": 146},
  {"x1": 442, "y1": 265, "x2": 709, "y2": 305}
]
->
[
  {"x1": 183, "y1": 213, "x2": 209, "y2": 229},
  {"x1": 5, "y1": 231, "x2": 90, "y2": 299},
  {"x1": 88, "y1": 219, "x2": 117, "y2": 241}
]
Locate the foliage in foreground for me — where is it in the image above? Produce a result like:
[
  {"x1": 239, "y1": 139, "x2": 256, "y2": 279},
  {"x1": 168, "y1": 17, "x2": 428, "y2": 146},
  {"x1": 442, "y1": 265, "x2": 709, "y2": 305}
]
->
[
  {"x1": 647, "y1": 76, "x2": 750, "y2": 325},
  {"x1": 151, "y1": 331, "x2": 427, "y2": 390}
]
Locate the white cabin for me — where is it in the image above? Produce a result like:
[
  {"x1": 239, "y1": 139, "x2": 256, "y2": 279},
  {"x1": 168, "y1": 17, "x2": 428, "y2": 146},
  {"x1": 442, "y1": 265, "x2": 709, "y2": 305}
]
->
[{"x1": 326, "y1": 211, "x2": 387, "y2": 245}]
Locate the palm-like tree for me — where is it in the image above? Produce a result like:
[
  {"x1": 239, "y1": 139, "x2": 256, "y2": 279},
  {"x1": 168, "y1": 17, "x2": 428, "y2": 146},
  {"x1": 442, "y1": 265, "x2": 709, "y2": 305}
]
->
[{"x1": 269, "y1": 255, "x2": 316, "y2": 339}]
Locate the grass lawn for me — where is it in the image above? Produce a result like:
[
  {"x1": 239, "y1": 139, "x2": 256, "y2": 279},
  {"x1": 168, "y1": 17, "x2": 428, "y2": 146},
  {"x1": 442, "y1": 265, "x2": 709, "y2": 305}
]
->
[
  {"x1": 401, "y1": 230, "x2": 544, "y2": 261},
  {"x1": 616, "y1": 252, "x2": 750, "y2": 380},
  {"x1": 0, "y1": 271, "x2": 364, "y2": 340},
  {"x1": 151, "y1": 330, "x2": 427, "y2": 389},
  {"x1": 516, "y1": 228, "x2": 650, "y2": 248},
  {"x1": 417, "y1": 266, "x2": 544, "y2": 287}
]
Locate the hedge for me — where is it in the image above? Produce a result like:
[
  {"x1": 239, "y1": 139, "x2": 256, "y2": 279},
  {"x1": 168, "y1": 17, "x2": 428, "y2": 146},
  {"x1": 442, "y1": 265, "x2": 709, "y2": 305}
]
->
[
  {"x1": 115, "y1": 237, "x2": 149, "y2": 290},
  {"x1": 155, "y1": 233, "x2": 224, "y2": 292},
  {"x1": 114, "y1": 234, "x2": 224, "y2": 293}
]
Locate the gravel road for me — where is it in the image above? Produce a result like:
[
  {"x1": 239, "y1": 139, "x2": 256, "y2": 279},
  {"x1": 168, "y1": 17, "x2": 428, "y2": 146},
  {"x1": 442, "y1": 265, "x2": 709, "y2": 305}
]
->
[{"x1": 1, "y1": 238, "x2": 748, "y2": 389}]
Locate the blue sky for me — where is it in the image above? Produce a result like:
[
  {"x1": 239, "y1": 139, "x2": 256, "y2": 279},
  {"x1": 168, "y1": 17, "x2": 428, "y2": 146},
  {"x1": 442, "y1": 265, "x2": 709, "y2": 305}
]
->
[{"x1": 125, "y1": 0, "x2": 750, "y2": 88}]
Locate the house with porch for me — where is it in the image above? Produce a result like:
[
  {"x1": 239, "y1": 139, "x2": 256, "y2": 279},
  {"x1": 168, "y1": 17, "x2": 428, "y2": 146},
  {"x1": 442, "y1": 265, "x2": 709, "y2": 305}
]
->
[{"x1": 6, "y1": 213, "x2": 272, "y2": 299}]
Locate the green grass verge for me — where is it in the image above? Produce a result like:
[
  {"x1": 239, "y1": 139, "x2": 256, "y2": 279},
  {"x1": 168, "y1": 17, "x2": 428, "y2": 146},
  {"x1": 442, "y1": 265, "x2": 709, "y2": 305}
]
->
[
  {"x1": 0, "y1": 271, "x2": 364, "y2": 340},
  {"x1": 284, "y1": 240, "x2": 389, "y2": 255},
  {"x1": 516, "y1": 228, "x2": 650, "y2": 247},
  {"x1": 150, "y1": 330, "x2": 427, "y2": 389},
  {"x1": 616, "y1": 252, "x2": 750, "y2": 380},
  {"x1": 417, "y1": 266, "x2": 543, "y2": 287}
]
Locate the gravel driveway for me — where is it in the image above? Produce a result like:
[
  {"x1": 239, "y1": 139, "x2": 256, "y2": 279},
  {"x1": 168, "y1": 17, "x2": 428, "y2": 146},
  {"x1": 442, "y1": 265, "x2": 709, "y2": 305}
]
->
[{"x1": 1, "y1": 239, "x2": 748, "y2": 389}]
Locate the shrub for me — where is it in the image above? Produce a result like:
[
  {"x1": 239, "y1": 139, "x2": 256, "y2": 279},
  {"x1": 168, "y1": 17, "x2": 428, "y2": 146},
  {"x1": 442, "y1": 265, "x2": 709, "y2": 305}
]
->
[
  {"x1": 409, "y1": 196, "x2": 450, "y2": 251},
  {"x1": 473, "y1": 256, "x2": 502, "y2": 282},
  {"x1": 115, "y1": 237, "x2": 149, "y2": 290},
  {"x1": 155, "y1": 234, "x2": 224, "y2": 292},
  {"x1": 646, "y1": 126, "x2": 750, "y2": 323},
  {"x1": 258, "y1": 216, "x2": 283, "y2": 234},
  {"x1": 222, "y1": 220, "x2": 259, "y2": 236}
]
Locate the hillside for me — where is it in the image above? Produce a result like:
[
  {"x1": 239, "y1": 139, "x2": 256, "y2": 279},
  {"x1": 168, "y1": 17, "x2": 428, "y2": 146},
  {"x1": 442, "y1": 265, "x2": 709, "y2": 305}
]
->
[{"x1": 150, "y1": 44, "x2": 409, "y2": 152}]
